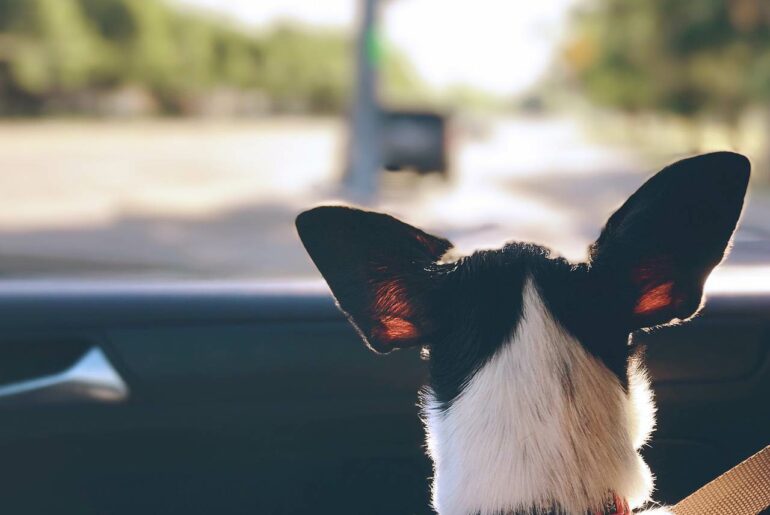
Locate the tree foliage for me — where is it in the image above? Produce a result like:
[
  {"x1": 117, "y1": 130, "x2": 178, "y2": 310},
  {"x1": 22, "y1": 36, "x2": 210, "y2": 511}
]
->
[
  {"x1": 0, "y1": 0, "x2": 405, "y2": 114},
  {"x1": 566, "y1": 0, "x2": 770, "y2": 124}
]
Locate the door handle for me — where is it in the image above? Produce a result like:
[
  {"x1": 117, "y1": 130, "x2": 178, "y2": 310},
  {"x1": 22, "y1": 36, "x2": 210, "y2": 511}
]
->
[{"x1": 0, "y1": 347, "x2": 129, "y2": 405}]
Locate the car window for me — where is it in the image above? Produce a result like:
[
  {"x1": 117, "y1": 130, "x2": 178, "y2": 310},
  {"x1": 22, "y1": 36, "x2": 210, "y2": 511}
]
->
[{"x1": 0, "y1": 0, "x2": 768, "y2": 281}]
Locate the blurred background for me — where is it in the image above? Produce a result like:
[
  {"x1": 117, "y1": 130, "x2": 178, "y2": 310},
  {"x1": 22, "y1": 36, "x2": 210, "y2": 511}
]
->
[{"x1": 1, "y1": 0, "x2": 769, "y2": 280}]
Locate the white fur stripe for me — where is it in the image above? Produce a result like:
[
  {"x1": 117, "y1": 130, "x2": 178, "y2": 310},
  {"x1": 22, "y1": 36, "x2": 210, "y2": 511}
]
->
[{"x1": 424, "y1": 279, "x2": 655, "y2": 515}]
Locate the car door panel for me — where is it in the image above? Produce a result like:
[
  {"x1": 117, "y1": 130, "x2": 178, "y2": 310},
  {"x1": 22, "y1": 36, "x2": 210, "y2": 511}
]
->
[{"x1": 0, "y1": 284, "x2": 766, "y2": 514}]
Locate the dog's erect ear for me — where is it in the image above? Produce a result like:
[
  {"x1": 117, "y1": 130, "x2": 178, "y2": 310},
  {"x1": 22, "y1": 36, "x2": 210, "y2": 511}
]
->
[
  {"x1": 590, "y1": 152, "x2": 750, "y2": 330},
  {"x1": 296, "y1": 206, "x2": 453, "y2": 353}
]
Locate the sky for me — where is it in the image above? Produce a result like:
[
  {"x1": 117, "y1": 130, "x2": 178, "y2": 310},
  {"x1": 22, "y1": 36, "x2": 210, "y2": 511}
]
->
[{"x1": 175, "y1": 0, "x2": 577, "y2": 96}]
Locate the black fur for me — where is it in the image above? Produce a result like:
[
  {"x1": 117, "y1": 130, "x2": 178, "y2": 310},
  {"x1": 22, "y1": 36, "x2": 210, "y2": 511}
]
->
[
  {"x1": 427, "y1": 244, "x2": 540, "y2": 409},
  {"x1": 590, "y1": 151, "x2": 750, "y2": 329},
  {"x1": 296, "y1": 206, "x2": 452, "y2": 353},
  {"x1": 427, "y1": 244, "x2": 635, "y2": 410},
  {"x1": 296, "y1": 151, "x2": 750, "y2": 411}
]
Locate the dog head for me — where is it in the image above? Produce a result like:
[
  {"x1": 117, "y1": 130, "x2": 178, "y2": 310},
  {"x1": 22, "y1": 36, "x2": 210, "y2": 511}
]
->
[
  {"x1": 296, "y1": 151, "x2": 749, "y2": 514},
  {"x1": 297, "y1": 151, "x2": 748, "y2": 385}
]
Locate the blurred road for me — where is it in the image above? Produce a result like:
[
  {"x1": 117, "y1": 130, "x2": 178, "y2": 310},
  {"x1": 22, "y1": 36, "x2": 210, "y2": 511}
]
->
[{"x1": 0, "y1": 117, "x2": 767, "y2": 279}]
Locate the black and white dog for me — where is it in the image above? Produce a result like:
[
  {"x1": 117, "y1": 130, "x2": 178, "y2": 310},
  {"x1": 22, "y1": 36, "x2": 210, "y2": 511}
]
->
[{"x1": 296, "y1": 152, "x2": 750, "y2": 515}]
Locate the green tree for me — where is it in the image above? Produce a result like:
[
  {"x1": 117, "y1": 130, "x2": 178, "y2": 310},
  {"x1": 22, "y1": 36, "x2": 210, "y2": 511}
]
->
[
  {"x1": 258, "y1": 25, "x2": 351, "y2": 112},
  {"x1": 7, "y1": 0, "x2": 107, "y2": 94},
  {"x1": 122, "y1": 0, "x2": 181, "y2": 100},
  {"x1": 214, "y1": 29, "x2": 260, "y2": 89},
  {"x1": 0, "y1": 0, "x2": 428, "y2": 116},
  {"x1": 566, "y1": 0, "x2": 770, "y2": 127}
]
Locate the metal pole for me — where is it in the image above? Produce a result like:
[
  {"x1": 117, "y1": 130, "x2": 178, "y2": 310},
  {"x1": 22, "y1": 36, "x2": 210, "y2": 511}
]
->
[{"x1": 343, "y1": 0, "x2": 380, "y2": 200}]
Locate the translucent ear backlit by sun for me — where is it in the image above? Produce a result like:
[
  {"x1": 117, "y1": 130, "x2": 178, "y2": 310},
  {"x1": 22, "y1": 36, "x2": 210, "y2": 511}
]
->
[
  {"x1": 375, "y1": 316, "x2": 418, "y2": 342},
  {"x1": 633, "y1": 282, "x2": 675, "y2": 316},
  {"x1": 370, "y1": 278, "x2": 421, "y2": 345}
]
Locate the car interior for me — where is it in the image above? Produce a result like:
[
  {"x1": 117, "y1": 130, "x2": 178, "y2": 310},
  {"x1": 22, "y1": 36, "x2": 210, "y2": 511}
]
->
[
  {"x1": 0, "y1": 1, "x2": 769, "y2": 514},
  {"x1": 0, "y1": 278, "x2": 767, "y2": 514}
]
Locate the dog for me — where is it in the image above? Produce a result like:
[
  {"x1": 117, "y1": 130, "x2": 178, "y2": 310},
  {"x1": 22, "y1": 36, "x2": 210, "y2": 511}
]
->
[{"x1": 295, "y1": 152, "x2": 750, "y2": 515}]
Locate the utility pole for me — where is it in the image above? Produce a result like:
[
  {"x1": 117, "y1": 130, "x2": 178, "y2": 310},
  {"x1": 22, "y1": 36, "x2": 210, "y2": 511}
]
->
[{"x1": 342, "y1": 0, "x2": 381, "y2": 200}]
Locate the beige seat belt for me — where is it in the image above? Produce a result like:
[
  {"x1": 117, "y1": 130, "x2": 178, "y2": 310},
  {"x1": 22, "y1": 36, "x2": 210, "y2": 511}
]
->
[{"x1": 672, "y1": 445, "x2": 770, "y2": 515}]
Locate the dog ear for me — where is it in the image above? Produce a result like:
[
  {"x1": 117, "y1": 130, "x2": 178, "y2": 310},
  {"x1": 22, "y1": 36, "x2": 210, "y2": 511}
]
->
[
  {"x1": 296, "y1": 206, "x2": 453, "y2": 353},
  {"x1": 589, "y1": 152, "x2": 750, "y2": 330}
]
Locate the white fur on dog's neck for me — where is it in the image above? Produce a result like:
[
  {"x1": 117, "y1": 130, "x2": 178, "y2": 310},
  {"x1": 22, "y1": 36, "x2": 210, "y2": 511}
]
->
[{"x1": 424, "y1": 279, "x2": 657, "y2": 515}]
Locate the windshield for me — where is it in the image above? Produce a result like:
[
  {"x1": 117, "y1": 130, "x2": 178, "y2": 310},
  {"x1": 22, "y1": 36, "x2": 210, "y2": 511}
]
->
[{"x1": 0, "y1": 0, "x2": 768, "y2": 283}]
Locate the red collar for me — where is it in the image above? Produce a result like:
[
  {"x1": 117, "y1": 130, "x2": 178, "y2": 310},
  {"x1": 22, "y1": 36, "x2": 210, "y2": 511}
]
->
[{"x1": 594, "y1": 493, "x2": 631, "y2": 515}]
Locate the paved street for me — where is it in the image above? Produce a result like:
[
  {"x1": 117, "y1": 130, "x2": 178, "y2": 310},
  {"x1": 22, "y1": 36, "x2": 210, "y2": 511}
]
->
[{"x1": 0, "y1": 117, "x2": 767, "y2": 279}]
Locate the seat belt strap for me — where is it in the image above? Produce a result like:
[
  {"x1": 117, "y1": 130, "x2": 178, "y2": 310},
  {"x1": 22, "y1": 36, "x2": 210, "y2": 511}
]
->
[{"x1": 672, "y1": 445, "x2": 770, "y2": 515}]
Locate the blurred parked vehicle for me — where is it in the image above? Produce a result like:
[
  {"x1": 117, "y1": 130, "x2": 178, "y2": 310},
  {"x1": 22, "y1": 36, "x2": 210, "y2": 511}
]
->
[{"x1": 381, "y1": 109, "x2": 449, "y2": 176}]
